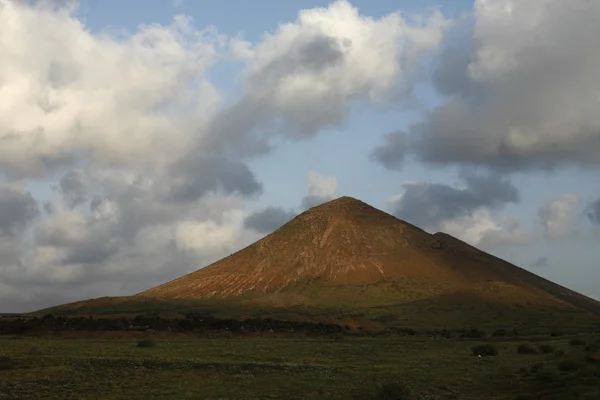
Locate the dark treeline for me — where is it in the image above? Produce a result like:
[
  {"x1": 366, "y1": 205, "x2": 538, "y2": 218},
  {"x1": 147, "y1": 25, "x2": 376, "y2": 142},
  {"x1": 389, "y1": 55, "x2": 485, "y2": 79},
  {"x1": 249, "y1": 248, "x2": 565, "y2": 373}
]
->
[
  {"x1": 1, "y1": 314, "x2": 598, "y2": 337},
  {"x1": 0, "y1": 313, "x2": 347, "y2": 335}
]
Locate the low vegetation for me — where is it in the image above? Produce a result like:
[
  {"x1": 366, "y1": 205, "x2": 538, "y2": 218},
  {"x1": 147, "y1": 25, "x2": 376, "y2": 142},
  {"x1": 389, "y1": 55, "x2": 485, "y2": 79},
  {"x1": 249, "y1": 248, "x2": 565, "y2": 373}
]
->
[
  {"x1": 0, "y1": 330, "x2": 596, "y2": 399},
  {"x1": 0, "y1": 355, "x2": 15, "y2": 370},
  {"x1": 136, "y1": 338, "x2": 156, "y2": 348},
  {"x1": 517, "y1": 344, "x2": 538, "y2": 354},
  {"x1": 471, "y1": 344, "x2": 499, "y2": 357}
]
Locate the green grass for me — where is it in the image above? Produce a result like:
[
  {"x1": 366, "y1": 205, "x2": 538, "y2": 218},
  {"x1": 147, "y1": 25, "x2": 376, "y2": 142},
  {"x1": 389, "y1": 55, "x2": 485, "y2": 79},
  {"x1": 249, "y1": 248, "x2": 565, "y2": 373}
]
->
[{"x1": 0, "y1": 333, "x2": 598, "y2": 399}]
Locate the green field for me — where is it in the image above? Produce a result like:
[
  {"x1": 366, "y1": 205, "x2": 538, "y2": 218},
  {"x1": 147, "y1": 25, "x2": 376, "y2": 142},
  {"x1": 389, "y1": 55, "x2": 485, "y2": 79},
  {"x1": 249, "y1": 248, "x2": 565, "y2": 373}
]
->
[{"x1": 1, "y1": 332, "x2": 599, "y2": 399}]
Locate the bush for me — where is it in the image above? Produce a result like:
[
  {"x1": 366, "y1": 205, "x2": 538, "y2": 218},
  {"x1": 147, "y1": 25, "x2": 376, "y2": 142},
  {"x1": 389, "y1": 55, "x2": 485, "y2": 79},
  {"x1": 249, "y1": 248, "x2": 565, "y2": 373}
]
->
[
  {"x1": 0, "y1": 355, "x2": 15, "y2": 370},
  {"x1": 539, "y1": 344, "x2": 555, "y2": 354},
  {"x1": 136, "y1": 338, "x2": 156, "y2": 348},
  {"x1": 472, "y1": 344, "x2": 499, "y2": 357},
  {"x1": 530, "y1": 362, "x2": 545, "y2": 372},
  {"x1": 376, "y1": 382, "x2": 412, "y2": 400},
  {"x1": 558, "y1": 359, "x2": 581, "y2": 372},
  {"x1": 555, "y1": 349, "x2": 566, "y2": 357},
  {"x1": 570, "y1": 339, "x2": 587, "y2": 347},
  {"x1": 585, "y1": 340, "x2": 600, "y2": 353},
  {"x1": 352, "y1": 376, "x2": 412, "y2": 400},
  {"x1": 535, "y1": 369, "x2": 559, "y2": 382},
  {"x1": 517, "y1": 344, "x2": 538, "y2": 354}
]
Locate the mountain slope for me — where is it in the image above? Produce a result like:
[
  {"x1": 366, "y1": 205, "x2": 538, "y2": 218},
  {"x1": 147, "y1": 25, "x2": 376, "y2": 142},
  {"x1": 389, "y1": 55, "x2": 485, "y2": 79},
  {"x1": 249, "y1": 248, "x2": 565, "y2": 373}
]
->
[{"x1": 137, "y1": 197, "x2": 600, "y2": 316}]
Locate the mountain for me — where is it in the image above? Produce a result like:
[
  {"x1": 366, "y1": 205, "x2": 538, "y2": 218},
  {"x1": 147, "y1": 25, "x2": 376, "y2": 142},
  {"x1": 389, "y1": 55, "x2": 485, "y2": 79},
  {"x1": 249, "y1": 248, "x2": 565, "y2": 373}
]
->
[
  {"x1": 39, "y1": 197, "x2": 600, "y2": 330},
  {"x1": 138, "y1": 197, "x2": 597, "y2": 308}
]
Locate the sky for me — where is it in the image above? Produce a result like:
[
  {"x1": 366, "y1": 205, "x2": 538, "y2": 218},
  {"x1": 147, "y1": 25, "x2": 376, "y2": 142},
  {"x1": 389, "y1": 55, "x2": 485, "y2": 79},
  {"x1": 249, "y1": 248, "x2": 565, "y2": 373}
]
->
[{"x1": 0, "y1": 0, "x2": 599, "y2": 312}]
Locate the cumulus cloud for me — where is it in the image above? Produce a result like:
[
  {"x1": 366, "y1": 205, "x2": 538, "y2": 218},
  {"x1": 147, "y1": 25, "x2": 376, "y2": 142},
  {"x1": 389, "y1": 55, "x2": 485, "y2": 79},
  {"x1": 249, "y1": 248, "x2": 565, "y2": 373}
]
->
[
  {"x1": 0, "y1": 1, "x2": 223, "y2": 179},
  {"x1": 388, "y1": 171, "x2": 527, "y2": 250},
  {"x1": 439, "y1": 210, "x2": 531, "y2": 251},
  {"x1": 586, "y1": 198, "x2": 600, "y2": 226},
  {"x1": 370, "y1": 130, "x2": 407, "y2": 170},
  {"x1": 301, "y1": 170, "x2": 339, "y2": 210},
  {"x1": 186, "y1": 0, "x2": 448, "y2": 159},
  {"x1": 373, "y1": 0, "x2": 600, "y2": 172},
  {"x1": 538, "y1": 194, "x2": 580, "y2": 239},
  {"x1": 244, "y1": 206, "x2": 297, "y2": 234},
  {"x1": 390, "y1": 171, "x2": 518, "y2": 229},
  {"x1": 0, "y1": 183, "x2": 39, "y2": 237},
  {"x1": 0, "y1": 1, "x2": 450, "y2": 312}
]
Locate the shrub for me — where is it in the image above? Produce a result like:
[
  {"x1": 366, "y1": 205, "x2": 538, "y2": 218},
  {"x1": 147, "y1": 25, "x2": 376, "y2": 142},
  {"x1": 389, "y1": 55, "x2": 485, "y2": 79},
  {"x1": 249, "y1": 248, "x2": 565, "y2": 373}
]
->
[
  {"x1": 472, "y1": 344, "x2": 499, "y2": 357},
  {"x1": 585, "y1": 340, "x2": 600, "y2": 353},
  {"x1": 0, "y1": 355, "x2": 15, "y2": 370},
  {"x1": 569, "y1": 338, "x2": 587, "y2": 347},
  {"x1": 530, "y1": 362, "x2": 545, "y2": 372},
  {"x1": 558, "y1": 359, "x2": 581, "y2": 372},
  {"x1": 136, "y1": 338, "x2": 156, "y2": 348},
  {"x1": 517, "y1": 344, "x2": 538, "y2": 354},
  {"x1": 352, "y1": 376, "x2": 412, "y2": 400},
  {"x1": 535, "y1": 369, "x2": 559, "y2": 382},
  {"x1": 555, "y1": 349, "x2": 566, "y2": 357},
  {"x1": 492, "y1": 329, "x2": 508, "y2": 337},
  {"x1": 539, "y1": 344, "x2": 554, "y2": 354},
  {"x1": 376, "y1": 382, "x2": 412, "y2": 400}
]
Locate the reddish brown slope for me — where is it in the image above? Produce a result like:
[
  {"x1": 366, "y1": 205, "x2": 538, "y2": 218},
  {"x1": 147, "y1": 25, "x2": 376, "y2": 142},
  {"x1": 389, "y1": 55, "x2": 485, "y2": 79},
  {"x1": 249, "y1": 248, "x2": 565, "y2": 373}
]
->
[{"x1": 137, "y1": 197, "x2": 600, "y2": 314}]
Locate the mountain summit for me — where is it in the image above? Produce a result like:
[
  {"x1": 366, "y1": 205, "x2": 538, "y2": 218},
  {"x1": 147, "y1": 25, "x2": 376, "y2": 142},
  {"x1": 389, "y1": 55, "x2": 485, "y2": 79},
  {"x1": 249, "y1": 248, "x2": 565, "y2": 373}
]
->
[{"x1": 137, "y1": 197, "x2": 600, "y2": 317}]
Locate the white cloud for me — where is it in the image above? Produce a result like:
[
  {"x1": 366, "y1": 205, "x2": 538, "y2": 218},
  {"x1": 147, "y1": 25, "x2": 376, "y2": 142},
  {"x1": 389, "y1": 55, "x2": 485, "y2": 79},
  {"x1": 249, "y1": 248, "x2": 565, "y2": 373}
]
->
[
  {"x1": 375, "y1": 0, "x2": 600, "y2": 171},
  {"x1": 0, "y1": 1, "x2": 222, "y2": 178},
  {"x1": 0, "y1": 1, "x2": 449, "y2": 312},
  {"x1": 538, "y1": 193, "x2": 580, "y2": 240},
  {"x1": 440, "y1": 209, "x2": 531, "y2": 251},
  {"x1": 301, "y1": 170, "x2": 338, "y2": 209}
]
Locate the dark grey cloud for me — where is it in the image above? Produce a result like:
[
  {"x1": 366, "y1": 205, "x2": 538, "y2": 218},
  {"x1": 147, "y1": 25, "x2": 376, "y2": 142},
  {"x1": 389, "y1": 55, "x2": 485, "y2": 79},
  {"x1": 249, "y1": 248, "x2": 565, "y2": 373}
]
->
[
  {"x1": 62, "y1": 243, "x2": 116, "y2": 266},
  {"x1": 244, "y1": 206, "x2": 297, "y2": 234},
  {"x1": 370, "y1": 130, "x2": 407, "y2": 170},
  {"x1": 530, "y1": 256, "x2": 549, "y2": 269},
  {"x1": 59, "y1": 170, "x2": 88, "y2": 208},
  {"x1": 586, "y1": 199, "x2": 600, "y2": 225},
  {"x1": 189, "y1": 34, "x2": 349, "y2": 162},
  {"x1": 391, "y1": 171, "x2": 518, "y2": 228},
  {"x1": 0, "y1": 186, "x2": 39, "y2": 236},
  {"x1": 253, "y1": 34, "x2": 345, "y2": 89},
  {"x1": 167, "y1": 156, "x2": 263, "y2": 203}
]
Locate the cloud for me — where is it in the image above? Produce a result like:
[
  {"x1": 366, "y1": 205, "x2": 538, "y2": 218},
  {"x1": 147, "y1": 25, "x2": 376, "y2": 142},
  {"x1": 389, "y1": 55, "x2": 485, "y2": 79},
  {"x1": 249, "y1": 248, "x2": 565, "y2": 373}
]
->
[
  {"x1": 0, "y1": 1, "x2": 446, "y2": 312},
  {"x1": 370, "y1": 130, "x2": 407, "y2": 170},
  {"x1": 244, "y1": 206, "x2": 297, "y2": 234},
  {"x1": 373, "y1": 0, "x2": 600, "y2": 172},
  {"x1": 58, "y1": 170, "x2": 88, "y2": 208},
  {"x1": 0, "y1": 1, "x2": 224, "y2": 179},
  {"x1": 388, "y1": 171, "x2": 527, "y2": 250},
  {"x1": 301, "y1": 170, "x2": 339, "y2": 210},
  {"x1": 0, "y1": 183, "x2": 40, "y2": 237},
  {"x1": 167, "y1": 156, "x2": 263, "y2": 203},
  {"x1": 186, "y1": 0, "x2": 448, "y2": 160},
  {"x1": 390, "y1": 171, "x2": 518, "y2": 229},
  {"x1": 439, "y1": 209, "x2": 531, "y2": 251},
  {"x1": 586, "y1": 198, "x2": 600, "y2": 226},
  {"x1": 538, "y1": 193, "x2": 580, "y2": 239},
  {"x1": 530, "y1": 256, "x2": 549, "y2": 269}
]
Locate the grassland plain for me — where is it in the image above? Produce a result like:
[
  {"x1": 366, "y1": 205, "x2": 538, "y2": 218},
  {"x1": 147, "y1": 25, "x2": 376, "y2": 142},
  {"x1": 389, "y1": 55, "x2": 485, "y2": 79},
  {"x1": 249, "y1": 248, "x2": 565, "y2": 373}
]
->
[{"x1": 1, "y1": 332, "x2": 599, "y2": 400}]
